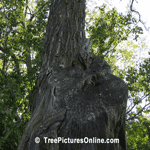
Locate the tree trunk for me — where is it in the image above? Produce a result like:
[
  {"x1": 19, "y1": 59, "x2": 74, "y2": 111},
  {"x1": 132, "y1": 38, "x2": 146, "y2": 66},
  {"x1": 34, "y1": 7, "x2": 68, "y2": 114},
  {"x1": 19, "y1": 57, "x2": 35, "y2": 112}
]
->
[{"x1": 17, "y1": 0, "x2": 128, "y2": 150}]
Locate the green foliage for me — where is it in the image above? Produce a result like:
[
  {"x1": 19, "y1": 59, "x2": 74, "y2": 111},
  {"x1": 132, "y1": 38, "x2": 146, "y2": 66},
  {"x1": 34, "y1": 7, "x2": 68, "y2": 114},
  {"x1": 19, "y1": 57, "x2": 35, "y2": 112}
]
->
[
  {"x1": 0, "y1": 0, "x2": 51, "y2": 148},
  {"x1": 86, "y1": 4, "x2": 143, "y2": 59},
  {"x1": 86, "y1": 3, "x2": 150, "y2": 149},
  {"x1": 126, "y1": 116, "x2": 150, "y2": 150}
]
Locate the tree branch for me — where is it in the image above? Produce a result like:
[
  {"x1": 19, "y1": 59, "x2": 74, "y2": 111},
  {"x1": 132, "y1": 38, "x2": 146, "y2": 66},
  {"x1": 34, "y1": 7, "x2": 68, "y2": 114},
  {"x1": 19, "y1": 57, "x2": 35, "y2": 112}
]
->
[
  {"x1": 130, "y1": 0, "x2": 150, "y2": 31},
  {"x1": 126, "y1": 102, "x2": 150, "y2": 121},
  {"x1": 126, "y1": 93, "x2": 150, "y2": 114}
]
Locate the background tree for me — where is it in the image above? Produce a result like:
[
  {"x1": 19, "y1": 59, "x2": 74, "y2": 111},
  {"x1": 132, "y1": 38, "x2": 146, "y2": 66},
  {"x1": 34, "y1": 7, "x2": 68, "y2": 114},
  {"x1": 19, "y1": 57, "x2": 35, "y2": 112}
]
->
[
  {"x1": 126, "y1": 115, "x2": 150, "y2": 149},
  {"x1": 0, "y1": 0, "x2": 51, "y2": 149},
  {"x1": 86, "y1": 2, "x2": 150, "y2": 149}
]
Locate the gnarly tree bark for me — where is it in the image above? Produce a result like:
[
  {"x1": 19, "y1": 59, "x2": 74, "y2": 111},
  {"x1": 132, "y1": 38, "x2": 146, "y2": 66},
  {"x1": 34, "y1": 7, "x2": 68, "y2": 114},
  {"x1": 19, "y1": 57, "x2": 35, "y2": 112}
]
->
[{"x1": 17, "y1": 0, "x2": 128, "y2": 150}]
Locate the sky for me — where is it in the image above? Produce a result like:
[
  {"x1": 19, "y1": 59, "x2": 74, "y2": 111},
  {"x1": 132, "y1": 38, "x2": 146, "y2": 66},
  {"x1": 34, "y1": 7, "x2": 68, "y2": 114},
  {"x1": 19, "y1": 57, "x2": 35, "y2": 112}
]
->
[
  {"x1": 86, "y1": 0, "x2": 150, "y2": 64},
  {"x1": 87, "y1": 0, "x2": 150, "y2": 25},
  {"x1": 87, "y1": 0, "x2": 150, "y2": 43},
  {"x1": 86, "y1": 0, "x2": 150, "y2": 75}
]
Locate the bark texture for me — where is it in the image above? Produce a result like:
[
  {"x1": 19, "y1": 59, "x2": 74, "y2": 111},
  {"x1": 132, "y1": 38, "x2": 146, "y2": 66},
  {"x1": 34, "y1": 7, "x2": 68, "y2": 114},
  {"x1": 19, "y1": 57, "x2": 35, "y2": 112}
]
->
[{"x1": 17, "y1": 0, "x2": 128, "y2": 150}]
